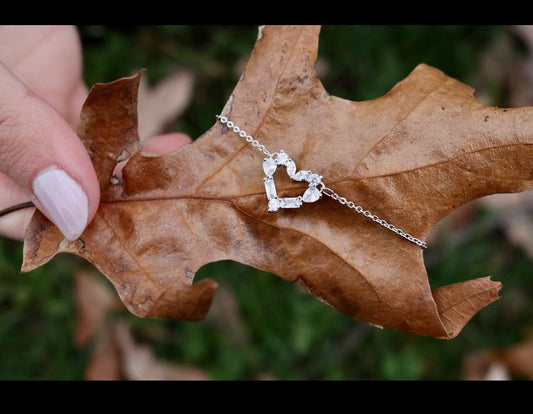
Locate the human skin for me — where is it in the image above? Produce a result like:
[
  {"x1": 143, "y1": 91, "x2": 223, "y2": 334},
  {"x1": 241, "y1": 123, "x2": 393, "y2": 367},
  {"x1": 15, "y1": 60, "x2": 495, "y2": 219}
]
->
[{"x1": 0, "y1": 25, "x2": 189, "y2": 240}]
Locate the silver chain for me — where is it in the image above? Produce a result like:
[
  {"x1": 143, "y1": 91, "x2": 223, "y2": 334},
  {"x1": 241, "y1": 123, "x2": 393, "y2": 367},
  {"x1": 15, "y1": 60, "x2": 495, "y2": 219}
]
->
[
  {"x1": 320, "y1": 186, "x2": 427, "y2": 248},
  {"x1": 216, "y1": 115, "x2": 427, "y2": 249},
  {"x1": 216, "y1": 115, "x2": 273, "y2": 157}
]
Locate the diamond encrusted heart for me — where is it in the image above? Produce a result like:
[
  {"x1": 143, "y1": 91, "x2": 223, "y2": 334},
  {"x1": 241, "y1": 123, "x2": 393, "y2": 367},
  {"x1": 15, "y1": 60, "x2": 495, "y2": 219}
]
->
[
  {"x1": 263, "y1": 150, "x2": 323, "y2": 212},
  {"x1": 216, "y1": 115, "x2": 427, "y2": 248}
]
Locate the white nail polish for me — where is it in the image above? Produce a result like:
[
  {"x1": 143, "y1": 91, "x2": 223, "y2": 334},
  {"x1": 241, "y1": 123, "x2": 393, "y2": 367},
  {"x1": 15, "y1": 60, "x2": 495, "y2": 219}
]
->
[{"x1": 33, "y1": 168, "x2": 89, "y2": 241}]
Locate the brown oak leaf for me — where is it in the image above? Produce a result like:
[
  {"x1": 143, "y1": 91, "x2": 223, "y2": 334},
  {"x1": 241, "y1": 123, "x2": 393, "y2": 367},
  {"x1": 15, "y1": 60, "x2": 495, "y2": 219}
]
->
[{"x1": 22, "y1": 26, "x2": 533, "y2": 339}]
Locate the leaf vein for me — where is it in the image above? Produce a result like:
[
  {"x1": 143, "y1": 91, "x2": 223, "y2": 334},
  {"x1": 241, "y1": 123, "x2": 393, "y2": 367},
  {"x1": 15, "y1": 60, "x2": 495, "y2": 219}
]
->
[
  {"x1": 351, "y1": 77, "x2": 451, "y2": 175},
  {"x1": 230, "y1": 201, "x2": 413, "y2": 329},
  {"x1": 189, "y1": 26, "x2": 306, "y2": 196},
  {"x1": 96, "y1": 210, "x2": 163, "y2": 289}
]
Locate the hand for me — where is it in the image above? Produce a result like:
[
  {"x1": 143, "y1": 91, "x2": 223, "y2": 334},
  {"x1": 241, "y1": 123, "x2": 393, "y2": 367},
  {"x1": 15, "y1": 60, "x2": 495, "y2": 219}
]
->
[{"x1": 0, "y1": 26, "x2": 189, "y2": 241}]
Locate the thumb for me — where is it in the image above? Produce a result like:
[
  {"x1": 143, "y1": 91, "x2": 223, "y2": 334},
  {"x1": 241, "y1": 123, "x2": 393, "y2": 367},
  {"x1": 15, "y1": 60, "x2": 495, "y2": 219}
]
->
[{"x1": 0, "y1": 62, "x2": 99, "y2": 241}]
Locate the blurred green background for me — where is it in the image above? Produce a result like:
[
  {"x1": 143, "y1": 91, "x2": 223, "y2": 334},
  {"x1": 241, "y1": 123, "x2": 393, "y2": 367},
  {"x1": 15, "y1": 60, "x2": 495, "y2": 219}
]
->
[{"x1": 1, "y1": 25, "x2": 532, "y2": 380}]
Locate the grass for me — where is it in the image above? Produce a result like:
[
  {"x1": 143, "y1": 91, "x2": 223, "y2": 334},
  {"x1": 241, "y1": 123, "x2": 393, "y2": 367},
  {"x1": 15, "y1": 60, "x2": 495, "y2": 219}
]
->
[{"x1": 1, "y1": 25, "x2": 532, "y2": 380}]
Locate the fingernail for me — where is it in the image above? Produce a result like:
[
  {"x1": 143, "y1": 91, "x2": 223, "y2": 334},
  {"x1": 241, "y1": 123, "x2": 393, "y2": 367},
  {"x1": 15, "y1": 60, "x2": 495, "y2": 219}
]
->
[{"x1": 33, "y1": 168, "x2": 89, "y2": 241}]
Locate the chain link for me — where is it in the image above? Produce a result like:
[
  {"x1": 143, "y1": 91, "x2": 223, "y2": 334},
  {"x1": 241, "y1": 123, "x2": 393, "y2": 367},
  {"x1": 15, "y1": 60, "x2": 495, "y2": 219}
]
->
[
  {"x1": 216, "y1": 115, "x2": 272, "y2": 157},
  {"x1": 216, "y1": 115, "x2": 427, "y2": 249},
  {"x1": 321, "y1": 186, "x2": 427, "y2": 248}
]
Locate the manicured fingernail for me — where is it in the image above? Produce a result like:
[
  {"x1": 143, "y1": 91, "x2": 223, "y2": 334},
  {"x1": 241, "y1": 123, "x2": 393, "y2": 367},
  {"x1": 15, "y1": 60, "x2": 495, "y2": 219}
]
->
[{"x1": 33, "y1": 168, "x2": 88, "y2": 241}]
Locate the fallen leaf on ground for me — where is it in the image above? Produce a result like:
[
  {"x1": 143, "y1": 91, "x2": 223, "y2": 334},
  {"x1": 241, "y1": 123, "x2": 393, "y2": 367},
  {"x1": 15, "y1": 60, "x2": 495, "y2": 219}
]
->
[
  {"x1": 463, "y1": 337, "x2": 533, "y2": 379},
  {"x1": 74, "y1": 270, "x2": 121, "y2": 346},
  {"x1": 85, "y1": 328, "x2": 121, "y2": 380},
  {"x1": 137, "y1": 69, "x2": 195, "y2": 144},
  {"x1": 83, "y1": 319, "x2": 209, "y2": 380},
  {"x1": 114, "y1": 321, "x2": 209, "y2": 380},
  {"x1": 497, "y1": 337, "x2": 533, "y2": 378},
  {"x1": 23, "y1": 25, "x2": 533, "y2": 339},
  {"x1": 75, "y1": 271, "x2": 208, "y2": 380}
]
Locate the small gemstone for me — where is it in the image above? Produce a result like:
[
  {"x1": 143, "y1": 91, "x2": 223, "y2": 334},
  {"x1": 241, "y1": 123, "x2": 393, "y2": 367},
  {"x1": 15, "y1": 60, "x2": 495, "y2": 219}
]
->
[
  {"x1": 276, "y1": 151, "x2": 290, "y2": 165},
  {"x1": 263, "y1": 157, "x2": 277, "y2": 177},
  {"x1": 292, "y1": 170, "x2": 311, "y2": 181},
  {"x1": 306, "y1": 173, "x2": 322, "y2": 186},
  {"x1": 302, "y1": 186, "x2": 321, "y2": 203},
  {"x1": 268, "y1": 198, "x2": 282, "y2": 212},
  {"x1": 285, "y1": 160, "x2": 297, "y2": 177},
  {"x1": 264, "y1": 177, "x2": 277, "y2": 199},
  {"x1": 280, "y1": 197, "x2": 303, "y2": 209}
]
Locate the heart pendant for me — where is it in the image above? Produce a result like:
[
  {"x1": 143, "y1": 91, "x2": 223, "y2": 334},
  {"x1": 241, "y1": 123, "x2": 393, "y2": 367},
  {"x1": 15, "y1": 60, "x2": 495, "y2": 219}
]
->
[{"x1": 262, "y1": 150, "x2": 323, "y2": 212}]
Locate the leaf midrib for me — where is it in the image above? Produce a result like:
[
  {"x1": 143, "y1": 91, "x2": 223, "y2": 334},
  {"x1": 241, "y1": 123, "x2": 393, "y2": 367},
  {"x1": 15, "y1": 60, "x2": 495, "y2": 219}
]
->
[{"x1": 103, "y1": 141, "x2": 531, "y2": 206}]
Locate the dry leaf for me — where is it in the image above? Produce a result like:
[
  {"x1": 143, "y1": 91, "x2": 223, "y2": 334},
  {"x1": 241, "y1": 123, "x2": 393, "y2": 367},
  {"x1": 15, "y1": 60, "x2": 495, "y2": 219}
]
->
[
  {"x1": 463, "y1": 350, "x2": 494, "y2": 380},
  {"x1": 85, "y1": 320, "x2": 209, "y2": 380},
  {"x1": 85, "y1": 328, "x2": 122, "y2": 380},
  {"x1": 463, "y1": 338, "x2": 533, "y2": 379},
  {"x1": 74, "y1": 270, "x2": 120, "y2": 346},
  {"x1": 114, "y1": 321, "x2": 209, "y2": 380},
  {"x1": 23, "y1": 26, "x2": 533, "y2": 339},
  {"x1": 470, "y1": 27, "x2": 533, "y2": 260},
  {"x1": 137, "y1": 70, "x2": 195, "y2": 144},
  {"x1": 498, "y1": 337, "x2": 533, "y2": 378},
  {"x1": 76, "y1": 270, "x2": 208, "y2": 380}
]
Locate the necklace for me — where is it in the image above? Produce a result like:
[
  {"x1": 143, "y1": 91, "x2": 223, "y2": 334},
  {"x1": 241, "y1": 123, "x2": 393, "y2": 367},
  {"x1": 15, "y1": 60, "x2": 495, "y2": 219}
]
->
[{"x1": 216, "y1": 115, "x2": 427, "y2": 249}]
